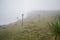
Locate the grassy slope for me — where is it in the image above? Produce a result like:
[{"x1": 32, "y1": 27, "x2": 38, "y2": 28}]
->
[{"x1": 0, "y1": 17, "x2": 55, "y2": 40}]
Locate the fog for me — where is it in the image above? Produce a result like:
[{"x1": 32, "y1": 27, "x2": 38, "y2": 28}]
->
[{"x1": 0, "y1": 0, "x2": 60, "y2": 25}]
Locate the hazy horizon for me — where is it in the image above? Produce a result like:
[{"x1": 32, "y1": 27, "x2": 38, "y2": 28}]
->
[{"x1": 0, "y1": 0, "x2": 60, "y2": 25}]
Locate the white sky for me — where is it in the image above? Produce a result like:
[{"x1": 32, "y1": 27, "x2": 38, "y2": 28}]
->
[{"x1": 0, "y1": 0, "x2": 60, "y2": 25}]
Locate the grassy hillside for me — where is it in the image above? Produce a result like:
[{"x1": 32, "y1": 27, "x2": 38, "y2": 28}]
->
[
  {"x1": 0, "y1": 10, "x2": 60, "y2": 40},
  {"x1": 0, "y1": 16, "x2": 56, "y2": 40}
]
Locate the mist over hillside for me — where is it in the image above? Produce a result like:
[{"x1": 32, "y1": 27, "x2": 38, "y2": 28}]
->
[
  {"x1": 0, "y1": 10, "x2": 60, "y2": 26},
  {"x1": 0, "y1": 10, "x2": 60, "y2": 40},
  {"x1": 0, "y1": 0, "x2": 60, "y2": 40},
  {"x1": 14, "y1": 10, "x2": 60, "y2": 24},
  {"x1": 26, "y1": 10, "x2": 60, "y2": 19}
]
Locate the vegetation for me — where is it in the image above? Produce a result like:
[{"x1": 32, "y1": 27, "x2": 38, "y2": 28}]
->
[
  {"x1": 48, "y1": 16, "x2": 60, "y2": 40},
  {"x1": 0, "y1": 15, "x2": 60, "y2": 40}
]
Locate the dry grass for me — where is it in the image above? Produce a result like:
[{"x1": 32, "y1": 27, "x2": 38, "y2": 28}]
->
[{"x1": 0, "y1": 17, "x2": 56, "y2": 40}]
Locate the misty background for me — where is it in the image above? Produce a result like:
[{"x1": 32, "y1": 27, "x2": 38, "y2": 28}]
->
[{"x1": 0, "y1": 0, "x2": 60, "y2": 25}]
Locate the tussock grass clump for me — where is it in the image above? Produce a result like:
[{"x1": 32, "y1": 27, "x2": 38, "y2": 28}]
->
[{"x1": 48, "y1": 17, "x2": 60, "y2": 40}]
